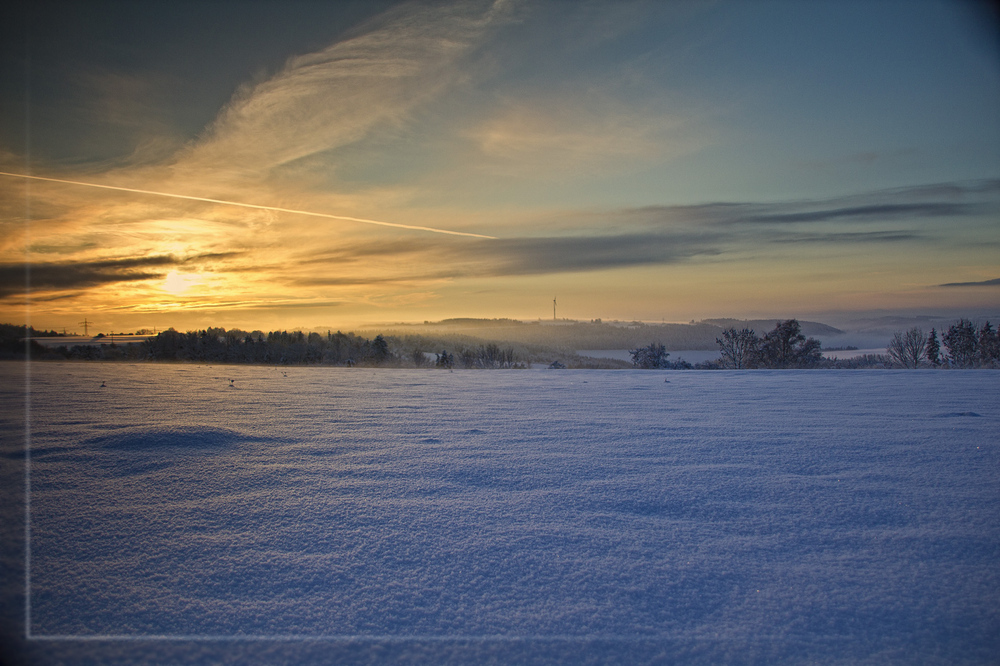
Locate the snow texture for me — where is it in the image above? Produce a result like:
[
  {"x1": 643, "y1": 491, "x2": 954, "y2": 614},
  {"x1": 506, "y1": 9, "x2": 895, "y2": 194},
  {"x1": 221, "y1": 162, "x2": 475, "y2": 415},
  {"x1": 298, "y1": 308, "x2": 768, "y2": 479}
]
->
[{"x1": 1, "y1": 362, "x2": 998, "y2": 664}]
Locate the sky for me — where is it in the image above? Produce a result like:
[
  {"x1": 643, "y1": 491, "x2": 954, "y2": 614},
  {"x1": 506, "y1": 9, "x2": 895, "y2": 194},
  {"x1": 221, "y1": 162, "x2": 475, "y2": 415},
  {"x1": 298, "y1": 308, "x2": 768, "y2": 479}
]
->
[{"x1": 1, "y1": 0, "x2": 998, "y2": 334}]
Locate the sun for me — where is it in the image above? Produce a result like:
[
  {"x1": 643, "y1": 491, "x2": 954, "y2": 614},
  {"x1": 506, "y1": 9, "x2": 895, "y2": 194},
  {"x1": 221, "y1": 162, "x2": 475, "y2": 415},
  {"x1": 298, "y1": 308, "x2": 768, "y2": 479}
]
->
[{"x1": 162, "y1": 270, "x2": 200, "y2": 295}]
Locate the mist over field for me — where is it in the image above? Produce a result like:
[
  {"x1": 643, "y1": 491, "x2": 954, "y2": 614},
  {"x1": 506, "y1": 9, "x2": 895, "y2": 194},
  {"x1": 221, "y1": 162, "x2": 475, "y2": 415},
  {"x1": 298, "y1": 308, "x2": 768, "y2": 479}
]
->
[{"x1": 1, "y1": 361, "x2": 997, "y2": 664}]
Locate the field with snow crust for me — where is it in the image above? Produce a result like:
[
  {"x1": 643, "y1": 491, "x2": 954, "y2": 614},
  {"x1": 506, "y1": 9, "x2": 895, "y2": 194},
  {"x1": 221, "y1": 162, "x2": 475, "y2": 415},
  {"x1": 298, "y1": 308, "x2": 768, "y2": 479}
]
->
[{"x1": 1, "y1": 361, "x2": 998, "y2": 664}]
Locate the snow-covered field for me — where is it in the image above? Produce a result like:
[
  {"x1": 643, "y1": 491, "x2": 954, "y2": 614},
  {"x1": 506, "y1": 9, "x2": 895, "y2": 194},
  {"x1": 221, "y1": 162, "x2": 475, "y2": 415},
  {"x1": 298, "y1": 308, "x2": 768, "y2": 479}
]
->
[
  {"x1": 577, "y1": 349, "x2": 721, "y2": 364},
  {"x1": 1, "y1": 362, "x2": 997, "y2": 664}
]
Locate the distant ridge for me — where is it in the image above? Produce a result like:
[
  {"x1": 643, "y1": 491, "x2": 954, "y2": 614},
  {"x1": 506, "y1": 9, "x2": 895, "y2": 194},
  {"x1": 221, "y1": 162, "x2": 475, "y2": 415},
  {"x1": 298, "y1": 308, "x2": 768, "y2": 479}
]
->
[
  {"x1": 432, "y1": 318, "x2": 523, "y2": 326},
  {"x1": 371, "y1": 319, "x2": 733, "y2": 351},
  {"x1": 700, "y1": 319, "x2": 844, "y2": 337}
]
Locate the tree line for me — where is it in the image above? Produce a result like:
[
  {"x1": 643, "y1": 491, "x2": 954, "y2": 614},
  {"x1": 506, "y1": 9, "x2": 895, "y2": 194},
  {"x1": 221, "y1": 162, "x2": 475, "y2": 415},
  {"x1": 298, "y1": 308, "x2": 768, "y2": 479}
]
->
[
  {"x1": 632, "y1": 317, "x2": 1000, "y2": 370},
  {"x1": 885, "y1": 319, "x2": 999, "y2": 368},
  {"x1": 0, "y1": 323, "x2": 60, "y2": 358},
  {"x1": 13, "y1": 326, "x2": 524, "y2": 369},
  {"x1": 713, "y1": 319, "x2": 824, "y2": 369},
  {"x1": 630, "y1": 319, "x2": 825, "y2": 369},
  {"x1": 6, "y1": 318, "x2": 997, "y2": 369}
]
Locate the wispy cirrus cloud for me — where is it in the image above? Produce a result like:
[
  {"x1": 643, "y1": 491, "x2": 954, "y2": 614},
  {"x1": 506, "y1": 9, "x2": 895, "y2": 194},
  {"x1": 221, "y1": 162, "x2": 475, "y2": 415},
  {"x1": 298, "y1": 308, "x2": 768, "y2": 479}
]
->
[
  {"x1": 174, "y1": 1, "x2": 517, "y2": 184},
  {"x1": 464, "y1": 94, "x2": 706, "y2": 174}
]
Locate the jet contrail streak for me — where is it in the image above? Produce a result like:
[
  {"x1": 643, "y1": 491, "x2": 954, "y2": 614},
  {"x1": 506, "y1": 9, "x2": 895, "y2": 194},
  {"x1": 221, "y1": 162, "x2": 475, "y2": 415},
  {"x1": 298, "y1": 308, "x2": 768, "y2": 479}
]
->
[{"x1": 0, "y1": 171, "x2": 496, "y2": 239}]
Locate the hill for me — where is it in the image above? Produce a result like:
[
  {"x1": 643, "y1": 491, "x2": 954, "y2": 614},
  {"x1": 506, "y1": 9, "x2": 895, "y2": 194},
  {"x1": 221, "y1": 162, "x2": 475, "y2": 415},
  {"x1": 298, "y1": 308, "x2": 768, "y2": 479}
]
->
[
  {"x1": 363, "y1": 317, "x2": 845, "y2": 352},
  {"x1": 362, "y1": 319, "x2": 727, "y2": 352},
  {"x1": 700, "y1": 319, "x2": 844, "y2": 338}
]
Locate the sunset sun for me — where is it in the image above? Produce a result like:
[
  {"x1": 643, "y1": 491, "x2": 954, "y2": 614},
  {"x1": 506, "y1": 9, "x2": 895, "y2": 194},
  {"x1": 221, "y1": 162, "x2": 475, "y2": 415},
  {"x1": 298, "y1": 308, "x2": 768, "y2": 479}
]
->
[{"x1": 161, "y1": 271, "x2": 200, "y2": 296}]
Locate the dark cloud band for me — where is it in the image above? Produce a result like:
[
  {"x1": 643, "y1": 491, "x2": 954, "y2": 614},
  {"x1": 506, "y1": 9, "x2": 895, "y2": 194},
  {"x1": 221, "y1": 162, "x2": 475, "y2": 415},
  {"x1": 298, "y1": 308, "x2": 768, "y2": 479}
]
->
[
  {"x1": 939, "y1": 278, "x2": 1000, "y2": 287},
  {"x1": 0, "y1": 252, "x2": 239, "y2": 299}
]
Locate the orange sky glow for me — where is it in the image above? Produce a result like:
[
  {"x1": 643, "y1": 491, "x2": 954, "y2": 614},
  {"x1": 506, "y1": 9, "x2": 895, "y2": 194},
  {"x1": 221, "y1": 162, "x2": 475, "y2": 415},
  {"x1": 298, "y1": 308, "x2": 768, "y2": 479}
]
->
[{"x1": 1, "y1": 1, "x2": 998, "y2": 334}]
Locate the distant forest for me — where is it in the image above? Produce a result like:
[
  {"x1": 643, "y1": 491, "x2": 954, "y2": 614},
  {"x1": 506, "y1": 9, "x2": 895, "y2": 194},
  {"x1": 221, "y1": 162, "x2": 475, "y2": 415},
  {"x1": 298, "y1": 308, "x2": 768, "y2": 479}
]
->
[
  {"x1": 1, "y1": 317, "x2": 996, "y2": 369},
  {"x1": 0, "y1": 323, "x2": 62, "y2": 358},
  {"x1": 0, "y1": 325, "x2": 600, "y2": 368}
]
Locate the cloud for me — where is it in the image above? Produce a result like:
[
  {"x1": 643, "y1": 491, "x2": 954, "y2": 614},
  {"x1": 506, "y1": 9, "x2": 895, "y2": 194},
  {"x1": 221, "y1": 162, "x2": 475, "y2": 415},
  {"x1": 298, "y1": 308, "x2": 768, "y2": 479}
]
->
[
  {"x1": 768, "y1": 231, "x2": 924, "y2": 244},
  {"x1": 174, "y1": 1, "x2": 515, "y2": 182},
  {"x1": 886, "y1": 179, "x2": 1000, "y2": 198},
  {"x1": 296, "y1": 230, "x2": 722, "y2": 282},
  {"x1": 281, "y1": 177, "x2": 996, "y2": 284},
  {"x1": 626, "y1": 179, "x2": 1000, "y2": 230},
  {"x1": 740, "y1": 203, "x2": 978, "y2": 225},
  {"x1": 465, "y1": 96, "x2": 702, "y2": 173},
  {"x1": 461, "y1": 234, "x2": 719, "y2": 276},
  {"x1": 0, "y1": 253, "x2": 239, "y2": 299},
  {"x1": 938, "y1": 278, "x2": 1000, "y2": 287},
  {"x1": 0, "y1": 256, "x2": 173, "y2": 299},
  {"x1": 11, "y1": 172, "x2": 994, "y2": 307}
]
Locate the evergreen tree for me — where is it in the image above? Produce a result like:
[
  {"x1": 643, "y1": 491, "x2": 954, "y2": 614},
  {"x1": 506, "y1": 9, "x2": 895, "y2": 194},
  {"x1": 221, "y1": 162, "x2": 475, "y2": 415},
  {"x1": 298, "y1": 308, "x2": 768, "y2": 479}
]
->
[
  {"x1": 436, "y1": 349, "x2": 454, "y2": 368},
  {"x1": 978, "y1": 321, "x2": 999, "y2": 367},
  {"x1": 943, "y1": 319, "x2": 978, "y2": 368},
  {"x1": 369, "y1": 334, "x2": 391, "y2": 365},
  {"x1": 925, "y1": 328, "x2": 941, "y2": 366}
]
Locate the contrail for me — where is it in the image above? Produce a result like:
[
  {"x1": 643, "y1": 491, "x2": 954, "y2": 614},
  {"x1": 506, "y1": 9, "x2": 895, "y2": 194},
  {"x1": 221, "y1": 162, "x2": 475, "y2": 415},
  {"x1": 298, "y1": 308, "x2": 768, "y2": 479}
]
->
[{"x1": 0, "y1": 171, "x2": 496, "y2": 239}]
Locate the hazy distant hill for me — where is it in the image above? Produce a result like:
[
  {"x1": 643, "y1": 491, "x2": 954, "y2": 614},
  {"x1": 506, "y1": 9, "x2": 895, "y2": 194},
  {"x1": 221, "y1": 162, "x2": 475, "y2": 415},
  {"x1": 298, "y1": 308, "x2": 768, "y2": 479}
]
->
[
  {"x1": 365, "y1": 317, "x2": 847, "y2": 353},
  {"x1": 700, "y1": 319, "x2": 844, "y2": 338},
  {"x1": 369, "y1": 319, "x2": 726, "y2": 351},
  {"x1": 838, "y1": 314, "x2": 1000, "y2": 337}
]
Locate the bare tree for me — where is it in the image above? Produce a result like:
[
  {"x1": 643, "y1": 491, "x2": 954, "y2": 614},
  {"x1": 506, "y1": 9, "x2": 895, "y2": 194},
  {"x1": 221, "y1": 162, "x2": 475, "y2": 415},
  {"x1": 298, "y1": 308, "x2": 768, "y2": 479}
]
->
[
  {"x1": 459, "y1": 344, "x2": 517, "y2": 369},
  {"x1": 886, "y1": 327, "x2": 927, "y2": 368},
  {"x1": 716, "y1": 327, "x2": 759, "y2": 369}
]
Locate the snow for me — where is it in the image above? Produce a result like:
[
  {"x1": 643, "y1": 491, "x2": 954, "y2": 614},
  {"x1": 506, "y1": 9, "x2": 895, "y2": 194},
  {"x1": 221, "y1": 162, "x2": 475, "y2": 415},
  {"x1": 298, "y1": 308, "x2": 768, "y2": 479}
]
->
[
  {"x1": 1, "y1": 361, "x2": 997, "y2": 664},
  {"x1": 820, "y1": 348, "x2": 887, "y2": 360},
  {"x1": 577, "y1": 350, "x2": 720, "y2": 364}
]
